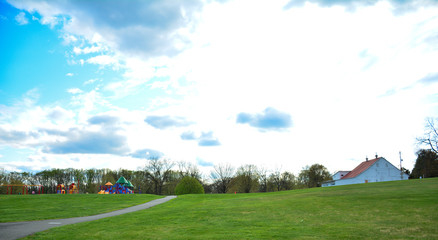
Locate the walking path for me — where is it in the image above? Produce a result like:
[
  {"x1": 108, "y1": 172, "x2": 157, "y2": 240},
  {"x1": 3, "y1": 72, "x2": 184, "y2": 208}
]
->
[{"x1": 0, "y1": 195, "x2": 176, "y2": 240}]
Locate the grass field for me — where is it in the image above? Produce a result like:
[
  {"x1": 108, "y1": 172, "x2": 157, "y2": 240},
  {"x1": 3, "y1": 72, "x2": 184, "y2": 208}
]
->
[
  {"x1": 18, "y1": 178, "x2": 437, "y2": 239},
  {"x1": 0, "y1": 194, "x2": 162, "y2": 222}
]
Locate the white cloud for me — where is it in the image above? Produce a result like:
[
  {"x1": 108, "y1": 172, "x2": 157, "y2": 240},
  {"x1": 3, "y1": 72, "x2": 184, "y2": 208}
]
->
[
  {"x1": 62, "y1": 34, "x2": 77, "y2": 44},
  {"x1": 15, "y1": 12, "x2": 28, "y2": 25},
  {"x1": 8, "y1": 0, "x2": 203, "y2": 58},
  {"x1": 83, "y1": 78, "x2": 99, "y2": 85},
  {"x1": 47, "y1": 106, "x2": 75, "y2": 121},
  {"x1": 9, "y1": 0, "x2": 64, "y2": 27},
  {"x1": 86, "y1": 55, "x2": 118, "y2": 67},
  {"x1": 66, "y1": 73, "x2": 74, "y2": 77},
  {"x1": 67, "y1": 88, "x2": 83, "y2": 94},
  {"x1": 4, "y1": 0, "x2": 438, "y2": 175},
  {"x1": 130, "y1": 0, "x2": 438, "y2": 172},
  {"x1": 73, "y1": 45, "x2": 102, "y2": 55}
]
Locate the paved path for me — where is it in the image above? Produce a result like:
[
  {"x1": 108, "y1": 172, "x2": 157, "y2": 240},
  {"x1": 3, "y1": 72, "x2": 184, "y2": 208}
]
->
[{"x1": 0, "y1": 196, "x2": 176, "y2": 240}]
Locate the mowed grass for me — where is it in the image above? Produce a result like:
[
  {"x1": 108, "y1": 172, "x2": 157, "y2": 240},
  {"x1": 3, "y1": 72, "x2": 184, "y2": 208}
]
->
[
  {"x1": 0, "y1": 194, "x2": 162, "y2": 222},
  {"x1": 25, "y1": 178, "x2": 438, "y2": 239}
]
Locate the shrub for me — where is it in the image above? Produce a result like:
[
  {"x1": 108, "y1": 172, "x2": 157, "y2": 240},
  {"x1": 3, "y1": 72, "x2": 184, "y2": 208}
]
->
[{"x1": 175, "y1": 176, "x2": 204, "y2": 195}]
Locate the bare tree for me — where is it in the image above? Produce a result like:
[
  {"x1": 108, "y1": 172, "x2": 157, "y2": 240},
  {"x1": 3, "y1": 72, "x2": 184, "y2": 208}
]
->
[
  {"x1": 210, "y1": 163, "x2": 234, "y2": 193},
  {"x1": 258, "y1": 167, "x2": 268, "y2": 192},
  {"x1": 268, "y1": 168, "x2": 295, "y2": 191},
  {"x1": 417, "y1": 118, "x2": 438, "y2": 154},
  {"x1": 177, "y1": 161, "x2": 201, "y2": 180},
  {"x1": 269, "y1": 168, "x2": 282, "y2": 191},
  {"x1": 145, "y1": 157, "x2": 174, "y2": 195}
]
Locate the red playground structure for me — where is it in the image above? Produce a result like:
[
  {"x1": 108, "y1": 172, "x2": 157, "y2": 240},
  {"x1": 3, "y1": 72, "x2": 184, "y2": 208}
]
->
[
  {"x1": 57, "y1": 184, "x2": 66, "y2": 194},
  {"x1": 57, "y1": 182, "x2": 79, "y2": 194},
  {"x1": 2, "y1": 184, "x2": 44, "y2": 195}
]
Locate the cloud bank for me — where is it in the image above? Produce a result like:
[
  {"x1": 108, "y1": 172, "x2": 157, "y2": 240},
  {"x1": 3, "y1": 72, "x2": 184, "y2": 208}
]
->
[
  {"x1": 43, "y1": 130, "x2": 129, "y2": 155},
  {"x1": 237, "y1": 108, "x2": 292, "y2": 131},
  {"x1": 2, "y1": 0, "x2": 438, "y2": 174},
  {"x1": 145, "y1": 115, "x2": 193, "y2": 129},
  {"x1": 8, "y1": 0, "x2": 204, "y2": 58},
  {"x1": 130, "y1": 148, "x2": 164, "y2": 159},
  {"x1": 181, "y1": 131, "x2": 221, "y2": 147}
]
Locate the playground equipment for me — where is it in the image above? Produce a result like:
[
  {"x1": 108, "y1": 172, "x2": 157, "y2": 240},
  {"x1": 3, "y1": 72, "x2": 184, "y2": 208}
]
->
[
  {"x1": 57, "y1": 184, "x2": 66, "y2": 194},
  {"x1": 68, "y1": 183, "x2": 79, "y2": 194},
  {"x1": 1, "y1": 184, "x2": 44, "y2": 195},
  {"x1": 57, "y1": 182, "x2": 79, "y2": 194},
  {"x1": 98, "y1": 177, "x2": 134, "y2": 194},
  {"x1": 98, "y1": 182, "x2": 113, "y2": 194}
]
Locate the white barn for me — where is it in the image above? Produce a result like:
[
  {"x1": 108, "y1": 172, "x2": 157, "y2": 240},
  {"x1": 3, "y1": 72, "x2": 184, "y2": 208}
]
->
[{"x1": 322, "y1": 157, "x2": 409, "y2": 187}]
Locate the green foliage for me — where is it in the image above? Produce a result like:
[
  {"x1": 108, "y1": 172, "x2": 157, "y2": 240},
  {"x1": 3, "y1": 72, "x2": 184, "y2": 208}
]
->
[
  {"x1": 174, "y1": 176, "x2": 204, "y2": 195},
  {"x1": 1, "y1": 162, "x2": 332, "y2": 195},
  {"x1": 231, "y1": 164, "x2": 259, "y2": 193},
  {"x1": 299, "y1": 164, "x2": 332, "y2": 188},
  {"x1": 411, "y1": 149, "x2": 438, "y2": 178},
  {"x1": 26, "y1": 178, "x2": 438, "y2": 239}
]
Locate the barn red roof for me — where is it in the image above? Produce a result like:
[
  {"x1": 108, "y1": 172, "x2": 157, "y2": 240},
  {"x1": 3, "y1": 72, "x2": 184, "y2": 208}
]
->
[{"x1": 341, "y1": 158, "x2": 380, "y2": 179}]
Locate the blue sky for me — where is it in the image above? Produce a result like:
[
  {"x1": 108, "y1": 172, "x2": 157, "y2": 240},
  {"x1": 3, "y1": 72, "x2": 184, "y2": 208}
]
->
[{"x1": 1, "y1": 0, "x2": 438, "y2": 176}]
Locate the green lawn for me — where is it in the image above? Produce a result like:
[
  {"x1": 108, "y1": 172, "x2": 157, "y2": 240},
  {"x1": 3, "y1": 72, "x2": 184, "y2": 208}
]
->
[
  {"x1": 0, "y1": 194, "x2": 162, "y2": 222},
  {"x1": 24, "y1": 178, "x2": 438, "y2": 239}
]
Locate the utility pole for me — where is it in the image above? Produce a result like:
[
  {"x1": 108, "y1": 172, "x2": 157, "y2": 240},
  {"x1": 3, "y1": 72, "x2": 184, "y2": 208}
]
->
[{"x1": 399, "y1": 151, "x2": 403, "y2": 180}]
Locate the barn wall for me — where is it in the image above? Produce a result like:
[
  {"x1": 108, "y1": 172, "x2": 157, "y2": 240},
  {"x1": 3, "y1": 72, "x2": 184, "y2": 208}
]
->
[
  {"x1": 323, "y1": 158, "x2": 409, "y2": 187},
  {"x1": 332, "y1": 171, "x2": 350, "y2": 180}
]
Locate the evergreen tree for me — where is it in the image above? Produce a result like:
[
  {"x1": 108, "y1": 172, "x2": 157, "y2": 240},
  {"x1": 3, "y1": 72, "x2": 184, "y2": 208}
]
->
[{"x1": 411, "y1": 149, "x2": 438, "y2": 178}]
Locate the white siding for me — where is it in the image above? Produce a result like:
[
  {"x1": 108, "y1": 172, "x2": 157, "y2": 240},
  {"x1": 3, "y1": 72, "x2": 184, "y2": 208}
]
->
[
  {"x1": 323, "y1": 158, "x2": 409, "y2": 187},
  {"x1": 333, "y1": 171, "x2": 350, "y2": 180}
]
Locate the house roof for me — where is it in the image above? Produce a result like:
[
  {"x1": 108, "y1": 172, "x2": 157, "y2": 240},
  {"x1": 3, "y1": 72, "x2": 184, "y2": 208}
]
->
[{"x1": 341, "y1": 158, "x2": 380, "y2": 179}]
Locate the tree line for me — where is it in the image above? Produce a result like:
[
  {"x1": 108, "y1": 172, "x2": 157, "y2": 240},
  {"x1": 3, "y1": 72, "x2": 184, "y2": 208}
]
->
[{"x1": 0, "y1": 159, "x2": 332, "y2": 195}]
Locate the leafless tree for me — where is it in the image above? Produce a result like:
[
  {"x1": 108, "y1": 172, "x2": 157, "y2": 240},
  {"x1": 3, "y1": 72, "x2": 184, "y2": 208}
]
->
[
  {"x1": 177, "y1": 161, "x2": 201, "y2": 180},
  {"x1": 258, "y1": 167, "x2": 268, "y2": 192},
  {"x1": 269, "y1": 168, "x2": 282, "y2": 191},
  {"x1": 417, "y1": 118, "x2": 438, "y2": 154},
  {"x1": 210, "y1": 163, "x2": 234, "y2": 193},
  {"x1": 145, "y1": 157, "x2": 174, "y2": 195}
]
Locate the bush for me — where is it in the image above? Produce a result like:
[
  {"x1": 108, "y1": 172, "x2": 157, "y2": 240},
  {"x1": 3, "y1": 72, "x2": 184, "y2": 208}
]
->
[{"x1": 175, "y1": 176, "x2": 204, "y2": 195}]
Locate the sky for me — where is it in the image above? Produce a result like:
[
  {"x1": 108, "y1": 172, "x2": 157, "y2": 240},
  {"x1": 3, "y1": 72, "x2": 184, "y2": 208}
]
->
[{"x1": 1, "y1": 0, "x2": 438, "y2": 177}]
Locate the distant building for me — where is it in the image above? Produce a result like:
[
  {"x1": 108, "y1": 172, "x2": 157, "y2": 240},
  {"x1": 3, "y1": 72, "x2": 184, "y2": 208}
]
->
[
  {"x1": 332, "y1": 171, "x2": 350, "y2": 180},
  {"x1": 322, "y1": 157, "x2": 409, "y2": 187}
]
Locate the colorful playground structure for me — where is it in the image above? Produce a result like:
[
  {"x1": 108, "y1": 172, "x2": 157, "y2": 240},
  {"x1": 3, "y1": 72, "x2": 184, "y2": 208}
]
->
[
  {"x1": 1, "y1": 184, "x2": 44, "y2": 195},
  {"x1": 98, "y1": 176, "x2": 134, "y2": 194},
  {"x1": 56, "y1": 182, "x2": 79, "y2": 194}
]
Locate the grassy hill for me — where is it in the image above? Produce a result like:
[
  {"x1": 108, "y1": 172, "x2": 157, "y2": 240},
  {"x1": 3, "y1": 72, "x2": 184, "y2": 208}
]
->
[
  {"x1": 0, "y1": 194, "x2": 162, "y2": 222},
  {"x1": 20, "y1": 178, "x2": 438, "y2": 239}
]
